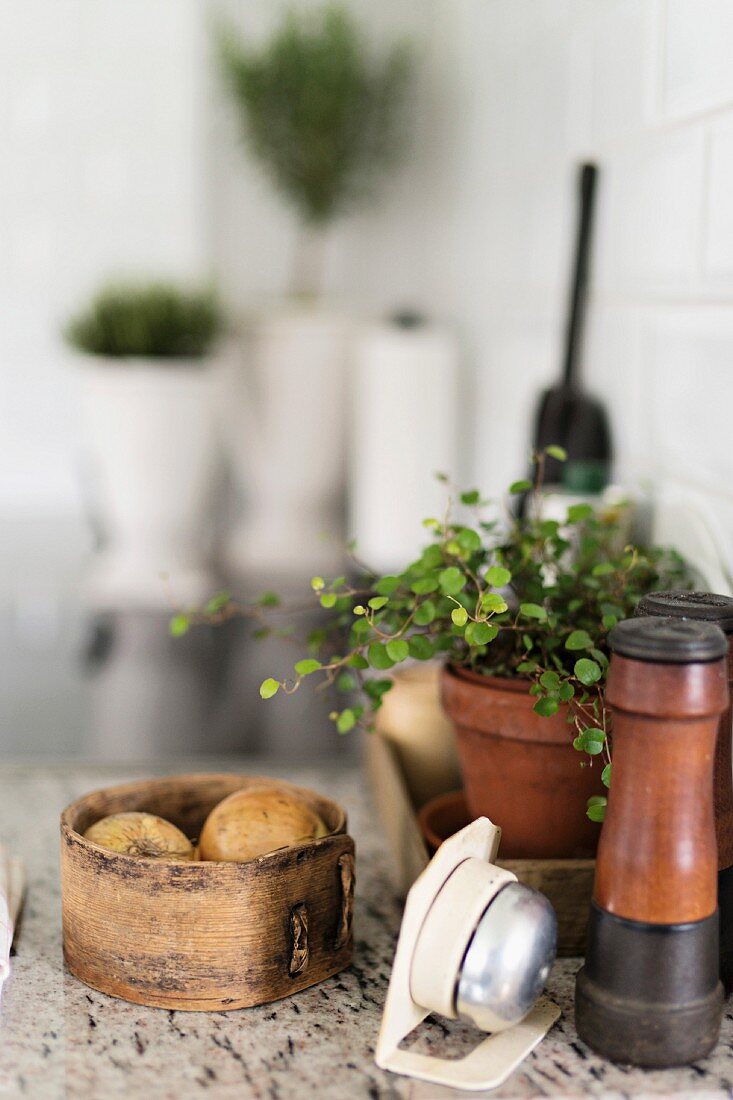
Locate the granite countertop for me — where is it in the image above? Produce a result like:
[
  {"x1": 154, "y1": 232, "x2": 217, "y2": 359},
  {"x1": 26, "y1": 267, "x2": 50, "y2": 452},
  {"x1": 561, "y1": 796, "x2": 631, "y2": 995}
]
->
[{"x1": 2, "y1": 759, "x2": 733, "y2": 1099}]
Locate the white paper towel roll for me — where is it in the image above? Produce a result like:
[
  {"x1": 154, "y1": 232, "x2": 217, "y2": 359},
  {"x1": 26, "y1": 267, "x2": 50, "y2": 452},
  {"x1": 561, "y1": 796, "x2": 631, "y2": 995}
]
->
[{"x1": 349, "y1": 319, "x2": 459, "y2": 573}]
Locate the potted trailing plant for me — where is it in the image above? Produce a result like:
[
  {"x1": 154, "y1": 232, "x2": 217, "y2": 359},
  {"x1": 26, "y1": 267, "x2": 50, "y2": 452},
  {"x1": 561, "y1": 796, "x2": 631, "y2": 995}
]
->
[
  {"x1": 174, "y1": 448, "x2": 688, "y2": 858},
  {"x1": 66, "y1": 281, "x2": 224, "y2": 607},
  {"x1": 216, "y1": 5, "x2": 411, "y2": 577}
]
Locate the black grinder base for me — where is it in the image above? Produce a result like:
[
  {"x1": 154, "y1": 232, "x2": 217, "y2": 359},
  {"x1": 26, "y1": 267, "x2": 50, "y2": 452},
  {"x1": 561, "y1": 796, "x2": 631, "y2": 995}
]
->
[
  {"x1": 576, "y1": 903, "x2": 723, "y2": 1067},
  {"x1": 719, "y1": 864, "x2": 733, "y2": 993}
]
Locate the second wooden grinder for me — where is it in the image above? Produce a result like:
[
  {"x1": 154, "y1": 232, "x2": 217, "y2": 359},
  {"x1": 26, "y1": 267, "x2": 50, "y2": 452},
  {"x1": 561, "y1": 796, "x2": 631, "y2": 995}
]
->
[
  {"x1": 636, "y1": 590, "x2": 733, "y2": 990},
  {"x1": 575, "y1": 615, "x2": 729, "y2": 1067}
]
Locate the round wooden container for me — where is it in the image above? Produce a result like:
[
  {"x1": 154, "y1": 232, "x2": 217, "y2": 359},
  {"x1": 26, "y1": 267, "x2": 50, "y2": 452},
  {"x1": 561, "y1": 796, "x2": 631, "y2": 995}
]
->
[{"x1": 60, "y1": 774, "x2": 355, "y2": 1011}]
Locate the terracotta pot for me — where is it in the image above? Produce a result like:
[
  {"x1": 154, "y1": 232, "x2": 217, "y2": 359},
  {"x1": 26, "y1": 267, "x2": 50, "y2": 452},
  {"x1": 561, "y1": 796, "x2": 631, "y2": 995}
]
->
[
  {"x1": 418, "y1": 789, "x2": 469, "y2": 854},
  {"x1": 440, "y1": 665, "x2": 603, "y2": 858},
  {"x1": 374, "y1": 663, "x2": 461, "y2": 808}
]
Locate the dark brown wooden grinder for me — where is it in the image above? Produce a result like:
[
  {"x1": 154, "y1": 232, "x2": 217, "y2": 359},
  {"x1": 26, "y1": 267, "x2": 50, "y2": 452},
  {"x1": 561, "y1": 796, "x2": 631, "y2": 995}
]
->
[
  {"x1": 575, "y1": 616, "x2": 729, "y2": 1067},
  {"x1": 636, "y1": 591, "x2": 733, "y2": 991}
]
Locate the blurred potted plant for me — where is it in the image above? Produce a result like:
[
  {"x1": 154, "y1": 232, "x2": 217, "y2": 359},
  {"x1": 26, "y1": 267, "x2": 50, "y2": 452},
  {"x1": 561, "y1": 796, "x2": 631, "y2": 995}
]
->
[
  {"x1": 174, "y1": 448, "x2": 689, "y2": 858},
  {"x1": 217, "y1": 5, "x2": 411, "y2": 577},
  {"x1": 66, "y1": 281, "x2": 224, "y2": 607}
]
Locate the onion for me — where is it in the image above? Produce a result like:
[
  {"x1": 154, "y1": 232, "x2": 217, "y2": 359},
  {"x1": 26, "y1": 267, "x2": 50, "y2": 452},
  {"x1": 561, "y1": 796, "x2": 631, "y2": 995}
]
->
[
  {"x1": 84, "y1": 812, "x2": 196, "y2": 861},
  {"x1": 198, "y1": 786, "x2": 327, "y2": 861}
]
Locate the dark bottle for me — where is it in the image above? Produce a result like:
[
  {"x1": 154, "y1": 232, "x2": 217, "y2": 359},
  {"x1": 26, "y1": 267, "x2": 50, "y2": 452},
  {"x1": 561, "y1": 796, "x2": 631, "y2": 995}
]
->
[
  {"x1": 636, "y1": 590, "x2": 733, "y2": 991},
  {"x1": 575, "y1": 615, "x2": 729, "y2": 1067}
]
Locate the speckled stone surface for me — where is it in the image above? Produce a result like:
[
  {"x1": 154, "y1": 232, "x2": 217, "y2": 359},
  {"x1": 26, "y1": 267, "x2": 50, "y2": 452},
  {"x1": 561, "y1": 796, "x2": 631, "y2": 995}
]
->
[{"x1": 2, "y1": 759, "x2": 733, "y2": 1098}]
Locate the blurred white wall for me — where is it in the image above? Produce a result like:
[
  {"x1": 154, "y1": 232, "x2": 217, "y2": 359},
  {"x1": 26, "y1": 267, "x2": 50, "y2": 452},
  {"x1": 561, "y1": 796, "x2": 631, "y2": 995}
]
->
[
  {"x1": 0, "y1": 0, "x2": 207, "y2": 517},
  {"x1": 4, "y1": 0, "x2": 733, "y2": 566}
]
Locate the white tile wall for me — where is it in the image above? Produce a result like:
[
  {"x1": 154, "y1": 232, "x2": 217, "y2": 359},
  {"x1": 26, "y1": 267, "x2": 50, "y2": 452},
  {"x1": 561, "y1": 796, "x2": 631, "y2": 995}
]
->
[
  {"x1": 705, "y1": 116, "x2": 733, "y2": 281},
  {"x1": 4, "y1": 0, "x2": 733, "y2": 576},
  {"x1": 662, "y1": 0, "x2": 733, "y2": 120},
  {"x1": 0, "y1": 0, "x2": 206, "y2": 516}
]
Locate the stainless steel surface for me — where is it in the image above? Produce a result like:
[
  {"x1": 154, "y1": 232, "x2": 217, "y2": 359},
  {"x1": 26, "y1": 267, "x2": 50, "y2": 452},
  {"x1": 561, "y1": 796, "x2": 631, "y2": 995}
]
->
[{"x1": 456, "y1": 882, "x2": 557, "y2": 1033}]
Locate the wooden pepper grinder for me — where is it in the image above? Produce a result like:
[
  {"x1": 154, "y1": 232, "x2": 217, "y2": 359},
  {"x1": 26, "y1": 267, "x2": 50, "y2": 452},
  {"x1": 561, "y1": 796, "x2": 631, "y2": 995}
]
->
[
  {"x1": 636, "y1": 591, "x2": 733, "y2": 990},
  {"x1": 575, "y1": 615, "x2": 729, "y2": 1067}
]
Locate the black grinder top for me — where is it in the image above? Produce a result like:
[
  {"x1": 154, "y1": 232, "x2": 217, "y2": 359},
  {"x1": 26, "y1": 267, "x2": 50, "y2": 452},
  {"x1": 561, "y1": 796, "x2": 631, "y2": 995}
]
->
[
  {"x1": 636, "y1": 591, "x2": 733, "y2": 635},
  {"x1": 609, "y1": 615, "x2": 728, "y2": 664}
]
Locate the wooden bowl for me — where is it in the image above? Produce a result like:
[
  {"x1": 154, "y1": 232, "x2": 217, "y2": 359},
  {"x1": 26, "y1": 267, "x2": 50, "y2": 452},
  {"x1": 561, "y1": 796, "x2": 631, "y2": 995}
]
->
[{"x1": 60, "y1": 774, "x2": 355, "y2": 1011}]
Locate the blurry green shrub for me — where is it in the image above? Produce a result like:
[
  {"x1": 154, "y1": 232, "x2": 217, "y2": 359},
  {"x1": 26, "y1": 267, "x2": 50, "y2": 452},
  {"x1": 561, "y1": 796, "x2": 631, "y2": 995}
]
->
[
  {"x1": 64, "y1": 282, "x2": 223, "y2": 360},
  {"x1": 218, "y1": 5, "x2": 412, "y2": 228}
]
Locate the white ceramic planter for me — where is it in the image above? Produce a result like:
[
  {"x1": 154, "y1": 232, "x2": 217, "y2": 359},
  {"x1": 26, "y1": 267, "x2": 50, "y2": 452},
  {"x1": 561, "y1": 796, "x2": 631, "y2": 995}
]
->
[
  {"x1": 349, "y1": 319, "x2": 459, "y2": 573},
  {"x1": 76, "y1": 354, "x2": 223, "y2": 608},
  {"x1": 223, "y1": 306, "x2": 351, "y2": 579}
]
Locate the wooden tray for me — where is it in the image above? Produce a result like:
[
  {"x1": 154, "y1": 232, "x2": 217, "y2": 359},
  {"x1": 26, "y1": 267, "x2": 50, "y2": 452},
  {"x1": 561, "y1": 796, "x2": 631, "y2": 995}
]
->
[
  {"x1": 60, "y1": 774, "x2": 355, "y2": 1011},
  {"x1": 366, "y1": 733, "x2": 593, "y2": 956}
]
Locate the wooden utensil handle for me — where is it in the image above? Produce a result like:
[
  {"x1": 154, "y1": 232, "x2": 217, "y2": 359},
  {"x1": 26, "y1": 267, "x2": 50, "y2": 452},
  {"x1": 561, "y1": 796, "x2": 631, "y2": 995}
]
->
[
  {"x1": 714, "y1": 648, "x2": 733, "y2": 867},
  {"x1": 598, "y1": 655, "x2": 728, "y2": 924}
]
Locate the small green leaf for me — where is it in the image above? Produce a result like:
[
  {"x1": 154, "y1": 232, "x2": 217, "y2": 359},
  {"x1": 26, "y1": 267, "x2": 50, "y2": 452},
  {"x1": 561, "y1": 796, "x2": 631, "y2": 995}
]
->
[
  {"x1": 411, "y1": 576, "x2": 440, "y2": 595},
  {"x1": 311, "y1": 576, "x2": 325, "y2": 592},
  {"x1": 534, "y1": 696, "x2": 559, "y2": 717},
  {"x1": 457, "y1": 528, "x2": 481, "y2": 553},
  {"x1": 451, "y1": 607, "x2": 469, "y2": 627},
  {"x1": 414, "y1": 600, "x2": 436, "y2": 626},
  {"x1": 375, "y1": 575, "x2": 401, "y2": 596},
  {"x1": 385, "y1": 639, "x2": 409, "y2": 663},
  {"x1": 575, "y1": 658, "x2": 602, "y2": 685},
  {"x1": 368, "y1": 643, "x2": 395, "y2": 670},
  {"x1": 259, "y1": 678, "x2": 280, "y2": 700},
  {"x1": 567, "y1": 503, "x2": 593, "y2": 523},
  {"x1": 509, "y1": 479, "x2": 532, "y2": 494},
  {"x1": 522, "y1": 633, "x2": 533, "y2": 650},
  {"x1": 486, "y1": 565, "x2": 511, "y2": 588},
  {"x1": 517, "y1": 660, "x2": 537, "y2": 673},
  {"x1": 602, "y1": 764, "x2": 612, "y2": 788},
  {"x1": 460, "y1": 489, "x2": 480, "y2": 505},
  {"x1": 294, "y1": 658, "x2": 322, "y2": 677},
  {"x1": 205, "y1": 591, "x2": 230, "y2": 615},
  {"x1": 336, "y1": 672, "x2": 356, "y2": 693},
  {"x1": 336, "y1": 709, "x2": 356, "y2": 733},
  {"x1": 520, "y1": 602, "x2": 547, "y2": 621},
  {"x1": 258, "y1": 591, "x2": 280, "y2": 608},
  {"x1": 587, "y1": 799, "x2": 606, "y2": 823},
  {"x1": 320, "y1": 593, "x2": 337, "y2": 609},
  {"x1": 169, "y1": 613, "x2": 191, "y2": 637},
  {"x1": 539, "y1": 670, "x2": 560, "y2": 691},
  {"x1": 465, "y1": 621, "x2": 499, "y2": 646},
  {"x1": 364, "y1": 678, "x2": 393, "y2": 700},
  {"x1": 353, "y1": 605, "x2": 366, "y2": 616},
  {"x1": 592, "y1": 562, "x2": 615, "y2": 577},
  {"x1": 421, "y1": 544, "x2": 444, "y2": 569},
  {"x1": 545, "y1": 444, "x2": 567, "y2": 461},
  {"x1": 368, "y1": 596, "x2": 389, "y2": 611},
  {"x1": 602, "y1": 614, "x2": 618, "y2": 630},
  {"x1": 439, "y1": 566, "x2": 465, "y2": 595},
  {"x1": 408, "y1": 635, "x2": 434, "y2": 661},
  {"x1": 345, "y1": 653, "x2": 369, "y2": 669},
  {"x1": 565, "y1": 629, "x2": 593, "y2": 651},
  {"x1": 481, "y1": 592, "x2": 508, "y2": 613},
  {"x1": 558, "y1": 681, "x2": 575, "y2": 702}
]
